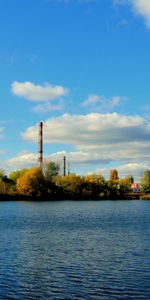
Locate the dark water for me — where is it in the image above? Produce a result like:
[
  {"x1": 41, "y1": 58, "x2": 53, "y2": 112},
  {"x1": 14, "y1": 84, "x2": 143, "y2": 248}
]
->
[{"x1": 0, "y1": 200, "x2": 150, "y2": 299}]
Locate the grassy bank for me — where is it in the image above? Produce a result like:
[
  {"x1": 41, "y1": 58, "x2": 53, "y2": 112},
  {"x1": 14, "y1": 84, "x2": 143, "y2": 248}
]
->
[{"x1": 140, "y1": 193, "x2": 150, "y2": 200}]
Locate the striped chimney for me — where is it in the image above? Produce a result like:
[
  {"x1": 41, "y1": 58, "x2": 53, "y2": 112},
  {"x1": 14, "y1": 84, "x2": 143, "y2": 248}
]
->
[{"x1": 38, "y1": 121, "x2": 43, "y2": 169}]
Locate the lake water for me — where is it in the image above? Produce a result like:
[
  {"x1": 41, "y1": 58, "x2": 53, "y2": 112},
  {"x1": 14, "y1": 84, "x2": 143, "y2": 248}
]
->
[{"x1": 0, "y1": 200, "x2": 150, "y2": 299}]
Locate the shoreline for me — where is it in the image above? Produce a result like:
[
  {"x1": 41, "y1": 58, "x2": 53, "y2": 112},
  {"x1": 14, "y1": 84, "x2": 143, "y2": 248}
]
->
[{"x1": 0, "y1": 192, "x2": 148, "y2": 201}]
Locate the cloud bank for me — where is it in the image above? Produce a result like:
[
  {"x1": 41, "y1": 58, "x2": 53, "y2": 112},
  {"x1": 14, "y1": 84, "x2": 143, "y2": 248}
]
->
[
  {"x1": 6, "y1": 151, "x2": 37, "y2": 170},
  {"x1": 22, "y1": 112, "x2": 146, "y2": 145},
  {"x1": 20, "y1": 113, "x2": 150, "y2": 172},
  {"x1": 3, "y1": 111, "x2": 150, "y2": 178}
]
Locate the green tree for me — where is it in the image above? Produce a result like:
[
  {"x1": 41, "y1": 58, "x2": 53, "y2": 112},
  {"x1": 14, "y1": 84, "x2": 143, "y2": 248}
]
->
[
  {"x1": 127, "y1": 175, "x2": 134, "y2": 184},
  {"x1": 54, "y1": 174, "x2": 83, "y2": 199},
  {"x1": 9, "y1": 169, "x2": 28, "y2": 183},
  {"x1": 83, "y1": 174, "x2": 106, "y2": 199},
  {"x1": 44, "y1": 161, "x2": 60, "y2": 180},
  {"x1": 140, "y1": 170, "x2": 150, "y2": 192}
]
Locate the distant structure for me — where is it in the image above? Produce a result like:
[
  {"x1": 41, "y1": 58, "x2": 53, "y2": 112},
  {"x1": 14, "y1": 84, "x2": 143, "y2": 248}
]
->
[
  {"x1": 63, "y1": 156, "x2": 66, "y2": 176},
  {"x1": 131, "y1": 182, "x2": 140, "y2": 193},
  {"x1": 38, "y1": 121, "x2": 43, "y2": 170},
  {"x1": 68, "y1": 161, "x2": 70, "y2": 175}
]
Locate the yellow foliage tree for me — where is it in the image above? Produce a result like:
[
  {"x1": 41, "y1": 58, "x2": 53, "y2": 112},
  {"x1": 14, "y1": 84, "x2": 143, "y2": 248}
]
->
[
  {"x1": 16, "y1": 167, "x2": 46, "y2": 197},
  {"x1": 84, "y1": 174, "x2": 105, "y2": 185}
]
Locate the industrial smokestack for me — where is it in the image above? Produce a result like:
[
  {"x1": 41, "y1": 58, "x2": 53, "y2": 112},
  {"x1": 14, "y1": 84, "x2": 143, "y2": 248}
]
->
[
  {"x1": 68, "y1": 161, "x2": 70, "y2": 175},
  {"x1": 38, "y1": 121, "x2": 43, "y2": 169},
  {"x1": 63, "y1": 156, "x2": 66, "y2": 176}
]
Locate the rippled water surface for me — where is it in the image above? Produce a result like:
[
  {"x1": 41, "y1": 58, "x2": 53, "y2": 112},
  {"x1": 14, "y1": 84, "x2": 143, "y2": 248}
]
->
[{"x1": 0, "y1": 200, "x2": 150, "y2": 299}]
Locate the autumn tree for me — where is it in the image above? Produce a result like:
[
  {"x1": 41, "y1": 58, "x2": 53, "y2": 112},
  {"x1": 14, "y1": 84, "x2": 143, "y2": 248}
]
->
[
  {"x1": 0, "y1": 170, "x2": 5, "y2": 193},
  {"x1": 16, "y1": 167, "x2": 46, "y2": 197},
  {"x1": 118, "y1": 176, "x2": 134, "y2": 192},
  {"x1": 110, "y1": 169, "x2": 119, "y2": 181},
  {"x1": 0, "y1": 169, "x2": 5, "y2": 181}
]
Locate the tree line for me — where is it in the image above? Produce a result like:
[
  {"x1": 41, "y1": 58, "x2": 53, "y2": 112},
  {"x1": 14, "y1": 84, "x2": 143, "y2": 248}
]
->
[{"x1": 0, "y1": 163, "x2": 150, "y2": 200}]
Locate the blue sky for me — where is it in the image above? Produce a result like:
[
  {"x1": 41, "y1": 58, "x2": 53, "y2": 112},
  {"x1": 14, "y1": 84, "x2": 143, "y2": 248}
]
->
[{"x1": 1, "y1": 0, "x2": 150, "y2": 179}]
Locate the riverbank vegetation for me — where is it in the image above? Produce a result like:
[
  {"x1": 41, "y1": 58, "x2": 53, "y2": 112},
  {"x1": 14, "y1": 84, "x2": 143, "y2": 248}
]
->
[{"x1": 0, "y1": 163, "x2": 149, "y2": 200}]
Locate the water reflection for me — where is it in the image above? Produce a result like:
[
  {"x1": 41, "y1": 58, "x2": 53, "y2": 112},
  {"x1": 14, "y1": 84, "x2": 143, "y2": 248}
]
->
[{"x1": 0, "y1": 200, "x2": 150, "y2": 299}]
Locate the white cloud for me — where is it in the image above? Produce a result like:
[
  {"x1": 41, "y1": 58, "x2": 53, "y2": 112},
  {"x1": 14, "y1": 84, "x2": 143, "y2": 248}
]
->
[
  {"x1": 22, "y1": 112, "x2": 146, "y2": 145},
  {"x1": 95, "y1": 162, "x2": 148, "y2": 181},
  {"x1": 2, "y1": 112, "x2": 147, "y2": 176},
  {"x1": 0, "y1": 127, "x2": 5, "y2": 139},
  {"x1": 44, "y1": 150, "x2": 111, "y2": 165},
  {"x1": 4, "y1": 111, "x2": 150, "y2": 177},
  {"x1": 6, "y1": 151, "x2": 37, "y2": 170},
  {"x1": 114, "y1": 0, "x2": 150, "y2": 28},
  {"x1": 82, "y1": 94, "x2": 100, "y2": 106},
  {"x1": 117, "y1": 162, "x2": 146, "y2": 176},
  {"x1": 11, "y1": 81, "x2": 68, "y2": 102},
  {"x1": 132, "y1": 0, "x2": 150, "y2": 27},
  {"x1": 4, "y1": 149, "x2": 107, "y2": 174},
  {"x1": 81, "y1": 94, "x2": 122, "y2": 112},
  {"x1": 5, "y1": 147, "x2": 150, "y2": 179},
  {"x1": 32, "y1": 100, "x2": 64, "y2": 113}
]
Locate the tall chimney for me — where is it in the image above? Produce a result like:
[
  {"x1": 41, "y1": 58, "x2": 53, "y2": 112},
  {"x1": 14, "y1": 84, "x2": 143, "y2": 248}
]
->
[
  {"x1": 63, "y1": 155, "x2": 66, "y2": 176},
  {"x1": 38, "y1": 121, "x2": 43, "y2": 169}
]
